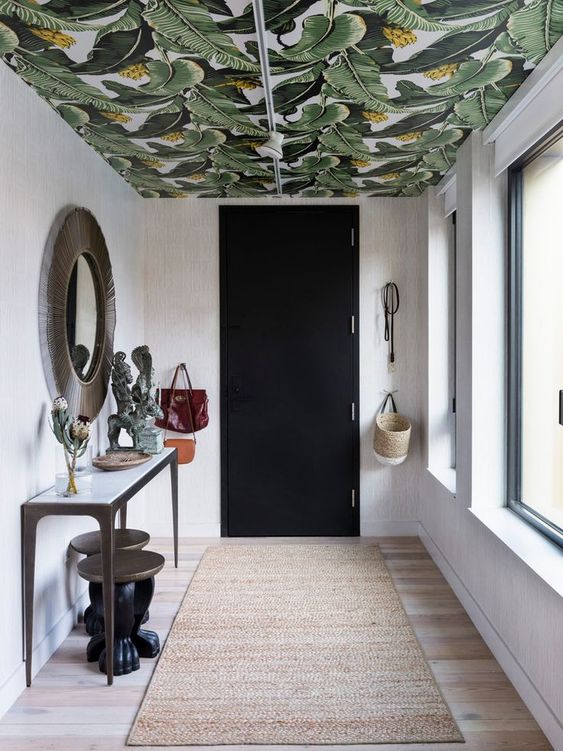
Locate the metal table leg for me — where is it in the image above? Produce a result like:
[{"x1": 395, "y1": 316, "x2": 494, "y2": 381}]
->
[
  {"x1": 97, "y1": 510, "x2": 115, "y2": 685},
  {"x1": 119, "y1": 504, "x2": 127, "y2": 530},
  {"x1": 170, "y1": 453, "x2": 179, "y2": 568},
  {"x1": 22, "y1": 507, "x2": 41, "y2": 687}
]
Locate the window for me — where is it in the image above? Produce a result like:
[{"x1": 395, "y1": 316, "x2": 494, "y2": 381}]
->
[
  {"x1": 427, "y1": 204, "x2": 456, "y2": 488},
  {"x1": 448, "y1": 212, "x2": 457, "y2": 470},
  {"x1": 508, "y1": 125, "x2": 563, "y2": 547}
]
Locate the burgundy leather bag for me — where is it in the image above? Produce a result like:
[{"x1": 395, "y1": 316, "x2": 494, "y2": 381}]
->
[{"x1": 156, "y1": 364, "x2": 209, "y2": 434}]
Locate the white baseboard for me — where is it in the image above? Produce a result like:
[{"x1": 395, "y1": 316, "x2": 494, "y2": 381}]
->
[
  {"x1": 147, "y1": 522, "x2": 221, "y2": 538},
  {"x1": 419, "y1": 523, "x2": 563, "y2": 751},
  {"x1": 0, "y1": 590, "x2": 88, "y2": 721},
  {"x1": 361, "y1": 520, "x2": 419, "y2": 536}
]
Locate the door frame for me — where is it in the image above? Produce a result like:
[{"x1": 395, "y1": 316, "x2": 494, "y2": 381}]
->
[{"x1": 219, "y1": 205, "x2": 360, "y2": 537}]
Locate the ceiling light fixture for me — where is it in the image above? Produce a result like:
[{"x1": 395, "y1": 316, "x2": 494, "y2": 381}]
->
[
  {"x1": 256, "y1": 131, "x2": 284, "y2": 161},
  {"x1": 252, "y1": 0, "x2": 283, "y2": 196}
]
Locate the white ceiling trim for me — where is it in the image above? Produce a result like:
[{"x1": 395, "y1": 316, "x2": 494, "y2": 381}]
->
[{"x1": 483, "y1": 35, "x2": 563, "y2": 146}]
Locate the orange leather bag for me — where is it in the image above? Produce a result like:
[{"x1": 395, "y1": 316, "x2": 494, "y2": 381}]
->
[{"x1": 163, "y1": 437, "x2": 195, "y2": 465}]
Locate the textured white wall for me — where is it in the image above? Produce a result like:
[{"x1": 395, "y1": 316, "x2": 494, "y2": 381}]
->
[
  {"x1": 0, "y1": 63, "x2": 144, "y2": 712},
  {"x1": 142, "y1": 197, "x2": 425, "y2": 537}
]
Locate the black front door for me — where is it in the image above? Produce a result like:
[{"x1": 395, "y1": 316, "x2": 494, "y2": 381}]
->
[{"x1": 220, "y1": 207, "x2": 359, "y2": 536}]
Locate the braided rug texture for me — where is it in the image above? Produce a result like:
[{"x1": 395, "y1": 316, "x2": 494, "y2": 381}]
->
[{"x1": 128, "y1": 544, "x2": 463, "y2": 746}]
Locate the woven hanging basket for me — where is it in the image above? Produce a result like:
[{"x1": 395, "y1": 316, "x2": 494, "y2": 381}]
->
[{"x1": 373, "y1": 394, "x2": 411, "y2": 466}]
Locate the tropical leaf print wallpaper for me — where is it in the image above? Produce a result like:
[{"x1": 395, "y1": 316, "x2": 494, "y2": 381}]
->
[{"x1": 0, "y1": 0, "x2": 562, "y2": 197}]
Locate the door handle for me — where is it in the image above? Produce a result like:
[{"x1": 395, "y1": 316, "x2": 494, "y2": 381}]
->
[
  {"x1": 559, "y1": 390, "x2": 563, "y2": 426},
  {"x1": 230, "y1": 376, "x2": 243, "y2": 412},
  {"x1": 231, "y1": 376, "x2": 242, "y2": 398}
]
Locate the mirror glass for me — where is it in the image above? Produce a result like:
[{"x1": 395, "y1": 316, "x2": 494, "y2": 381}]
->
[{"x1": 66, "y1": 253, "x2": 98, "y2": 382}]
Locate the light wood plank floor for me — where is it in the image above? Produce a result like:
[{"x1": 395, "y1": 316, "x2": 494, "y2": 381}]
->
[{"x1": 0, "y1": 537, "x2": 552, "y2": 751}]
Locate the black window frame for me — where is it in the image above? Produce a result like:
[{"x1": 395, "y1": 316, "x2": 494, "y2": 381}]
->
[{"x1": 507, "y1": 121, "x2": 563, "y2": 549}]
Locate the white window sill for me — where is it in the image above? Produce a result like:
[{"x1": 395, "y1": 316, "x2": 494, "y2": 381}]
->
[
  {"x1": 470, "y1": 506, "x2": 563, "y2": 599},
  {"x1": 427, "y1": 466, "x2": 457, "y2": 496}
]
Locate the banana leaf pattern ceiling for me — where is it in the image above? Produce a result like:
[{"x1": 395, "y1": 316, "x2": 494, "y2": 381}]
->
[{"x1": 0, "y1": 1, "x2": 562, "y2": 197}]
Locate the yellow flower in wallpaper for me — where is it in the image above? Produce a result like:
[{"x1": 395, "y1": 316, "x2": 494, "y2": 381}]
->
[
  {"x1": 119, "y1": 63, "x2": 149, "y2": 80},
  {"x1": 30, "y1": 28, "x2": 75, "y2": 48},
  {"x1": 362, "y1": 112, "x2": 389, "y2": 123},
  {"x1": 161, "y1": 132, "x2": 185, "y2": 143},
  {"x1": 382, "y1": 26, "x2": 417, "y2": 48},
  {"x1": 423, "y1": 64, "x2": 460, "y2": 80},
  {"x1": 396, "y1": 132, "x2": 423, "y2": 142},
  {"x1": 99, "y1": 112, "x2": 131, "y2": 124}
]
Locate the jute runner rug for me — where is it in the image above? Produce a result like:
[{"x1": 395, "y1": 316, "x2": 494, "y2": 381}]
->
[{"x1": 128, "y1": 544, "x2": 462, "y2": 746}]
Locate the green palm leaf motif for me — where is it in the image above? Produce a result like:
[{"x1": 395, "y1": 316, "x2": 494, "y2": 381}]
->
[
  {"x1": 165, "y1": 128, "x2": 226, "y2": 153},
  {"x1": 279, "y1": 14, "x2": 367, "y2": 63},
  {"x1": 508, "y1": 0, "x2": 563, "y2": 64},
  {"x1": 450, "y1": 2, "x2": 519, "y2": 32},
  {"x1": 317, "y1": 168, "x2": 362, "y2": 191},
  {"x1": 83, "y1": 126, "x2": 166, "y2": 159},
  {"x1": 141, "y1": 59, "x2": 204, "y2": 95},
  {"x1": 271, "y1": 63, "x2": 324, "y2": 115},
  {"x1": 211, "y1": 146, "x2": 273, "y2": 177},
  {"x1": 454, "y1": 88, "x2": 508, "y2": 127},
  {"x1": 368, "y1": 0, "x2": 458, "y2": 31},
  {"x1": 72, "y1": 24, "x2": 152, "y2": 75},
  {"x1": 422, "y1": 145, "x2": 458, "y2": 171},
  {"x1": 282, "y1": 155, "x2": 341, "y2": 175},
  {"x1": 108, "y1": 156, "x2": 132, "y2": 171},
  {"x1": 429, "y1": 0, "x2": 517, "y2": 21},
  {"x1": 94, "y1": 1, "x2": 142, "y2": 43},
  {"x1": 186, "y1": 87, "x2": 265, "y2": 135},
  {"x1": 0, "y1": 20, "x2": 18, "y2": 54},
  {"x1": 283, "y1": 103, "x2": 350, "y2": 132},
  {"x1": 319, "y1": 123, "x2": 373, "y2": 161},
  {"x1": 57, "y1": 103, "x2": 90, "y2": 128},
  {"x1": 143, "y1": 0, "x2": 261, "y2": 72},
  {"x1": 0, "y1": 0, "x2": 101, "y2": 31},
  {"x1": 13, "y1": 54, "x2": 138, "y2": 113},
  {"x1": 374, "y1": 110, "x2": 451, "y2": 137},
  {"x1": 323, "y1": 52, "x2": 395, "y2": 111},
  {"x1": 427, "y1": 59, "x2": 513, "y2": 95},
  {"x1": 43, "y1": 0, "x2": 130, "y2": 22},
  {"x1": 383, "y1": 28, "x2": 501, "y2": 73}
]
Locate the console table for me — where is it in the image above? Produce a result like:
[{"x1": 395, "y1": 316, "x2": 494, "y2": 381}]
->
[{"x1": 21, "y1": 447, "x2": 178, "y2": 686}]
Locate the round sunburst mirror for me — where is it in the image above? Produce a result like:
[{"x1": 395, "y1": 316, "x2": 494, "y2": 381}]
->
[{"x1": 39, "y1": 208, "x2": 116, "y2": 420}]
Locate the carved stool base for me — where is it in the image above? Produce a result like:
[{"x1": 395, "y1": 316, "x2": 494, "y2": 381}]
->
[{"x1": 86, "y1": 577, "x2": 159, "y2": 675}]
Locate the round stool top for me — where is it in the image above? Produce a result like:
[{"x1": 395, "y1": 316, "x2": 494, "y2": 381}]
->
[
  {"x1": 77, "y1": 549, "x2": 165, "y2": 584},
  {"x1": 70, "y1": 529, "x2": 150, "y2": 556}
]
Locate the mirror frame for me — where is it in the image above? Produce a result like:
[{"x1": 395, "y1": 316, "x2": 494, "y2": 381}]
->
[{"x1": 39, "y1": 208, "x2": 116, "y2": 420}]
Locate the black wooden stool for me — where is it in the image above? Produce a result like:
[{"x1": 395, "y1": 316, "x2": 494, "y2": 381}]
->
[
  {"x1": 77, "y1": 549, "x2": 165, "y2": 676},
  {"x1": 70, "y1": 529, "x2": 150, "y2": 636}
]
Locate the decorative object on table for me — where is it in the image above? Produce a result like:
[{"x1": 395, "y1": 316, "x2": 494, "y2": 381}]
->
[
  {"x1": 382, "y1": 281, "x2": 400, "y2": 373},
  {"x1": 92, "y1": 452, "x2": 151, "y2": 472},
  {"x1": 49, "y1": 396, "x2": 92, "y2": 495},
  {"x1": 107, "y1": 346, "x2": 164, "y2": 453},
  {"x1": 77, "y1": 549, "x2": 165, "y2": 676},
  {"x1": 39, "y1": 208, "x2": 116, "y2": 420},
  {"x1": 373, "y1": 392, "x2": 411, "y2": 467},
  {"x1": 155, "y1": 363, "x2": 209, "y2": 464}
]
